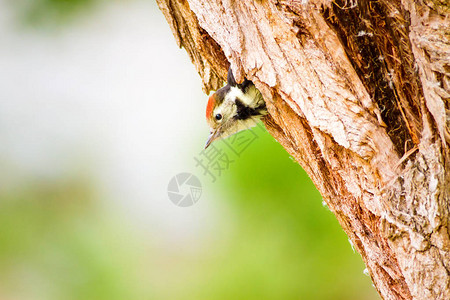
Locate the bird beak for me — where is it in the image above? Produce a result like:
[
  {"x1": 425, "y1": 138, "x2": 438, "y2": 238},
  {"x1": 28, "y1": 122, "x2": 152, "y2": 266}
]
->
[{"x1": 205, "y1": 129, "x2": 221, "y2": 149}]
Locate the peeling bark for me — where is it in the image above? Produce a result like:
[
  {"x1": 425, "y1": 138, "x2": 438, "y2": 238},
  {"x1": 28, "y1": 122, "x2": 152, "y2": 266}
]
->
[{"x1": 156, "y1": 0, "x2": 450, "y2": 299}]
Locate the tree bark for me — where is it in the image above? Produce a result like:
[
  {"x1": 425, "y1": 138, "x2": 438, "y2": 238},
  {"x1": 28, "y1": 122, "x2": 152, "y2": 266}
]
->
[{"x1": 156, "y1": 0, "x2": 450, "y2": 299}]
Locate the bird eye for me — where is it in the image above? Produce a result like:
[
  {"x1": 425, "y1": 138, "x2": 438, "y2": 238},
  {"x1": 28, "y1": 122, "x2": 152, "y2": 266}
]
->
[{"x1": 215, "y1": 114, "x2": 222, "y2": 121}]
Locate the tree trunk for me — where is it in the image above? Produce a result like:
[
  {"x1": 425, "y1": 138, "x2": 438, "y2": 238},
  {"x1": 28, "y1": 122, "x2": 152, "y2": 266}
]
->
[{"x1": 156, "y1": 0, "x2": 450, "y2": 299}]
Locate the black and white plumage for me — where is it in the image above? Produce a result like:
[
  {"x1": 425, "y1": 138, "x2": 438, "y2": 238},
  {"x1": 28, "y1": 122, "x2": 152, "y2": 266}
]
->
[{"x1": 205, "y1": 68, "x2": 266, "y2": 149}]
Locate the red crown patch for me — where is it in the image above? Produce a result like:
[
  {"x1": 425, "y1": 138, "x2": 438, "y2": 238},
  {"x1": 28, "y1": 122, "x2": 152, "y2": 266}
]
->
[{"x1": 206, "y1": 94, "x2": 216, "y2": 119}]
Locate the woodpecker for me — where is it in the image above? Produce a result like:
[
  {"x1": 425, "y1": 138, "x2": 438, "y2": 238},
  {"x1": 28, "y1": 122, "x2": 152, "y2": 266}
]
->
[{"x1": 205, "y1": 68, "x2": 266, "y2": 149}]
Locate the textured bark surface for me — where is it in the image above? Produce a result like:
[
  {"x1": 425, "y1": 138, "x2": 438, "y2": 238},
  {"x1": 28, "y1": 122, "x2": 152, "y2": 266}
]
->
[{"x1": 156, "y1": 0, "x2": 450, "y2": 299}]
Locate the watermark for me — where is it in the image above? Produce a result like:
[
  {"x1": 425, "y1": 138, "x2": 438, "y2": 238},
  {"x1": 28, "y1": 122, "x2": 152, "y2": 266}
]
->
[
  {"x1": 168, "y1": 122, "x2": 266, "y2": 207},
  {"x1": 167, "y1": 173, "x2": 202, "y2": 207},
  {"x1": 194, "y1": 122, "x2": 265, "y2": 182}
]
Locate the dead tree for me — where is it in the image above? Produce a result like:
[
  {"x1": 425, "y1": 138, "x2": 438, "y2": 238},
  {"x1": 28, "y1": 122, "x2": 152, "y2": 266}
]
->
[{"x1": 156, "y1": 1, "x2": 450, "y2": 299}]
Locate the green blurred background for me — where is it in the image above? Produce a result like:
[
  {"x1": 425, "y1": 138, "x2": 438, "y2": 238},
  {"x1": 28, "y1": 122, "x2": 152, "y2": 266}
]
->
[{"x1": 0, "y1": 0, "x2": 378, "y2": 299}]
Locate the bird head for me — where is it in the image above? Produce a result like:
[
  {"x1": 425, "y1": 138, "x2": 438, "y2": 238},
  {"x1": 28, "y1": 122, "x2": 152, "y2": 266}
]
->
[{"x1": 205, "y1": 68, "x2": 266, "y2": 149}]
